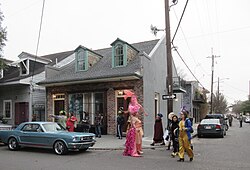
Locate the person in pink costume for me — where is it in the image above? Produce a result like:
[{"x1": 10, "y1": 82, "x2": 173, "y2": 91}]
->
[{"x1": 123, "y1": 90, "x2": 148, "y2": 157}]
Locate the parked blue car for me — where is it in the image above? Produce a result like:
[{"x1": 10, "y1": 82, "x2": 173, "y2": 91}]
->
[{"x1": 0, "y1": 122, "x2": 96, "y2": 155}]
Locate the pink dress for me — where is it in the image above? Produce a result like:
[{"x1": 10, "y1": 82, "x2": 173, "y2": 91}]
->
[{"x1": 123, "y1": 104, "x2": 141, "y2": 157}]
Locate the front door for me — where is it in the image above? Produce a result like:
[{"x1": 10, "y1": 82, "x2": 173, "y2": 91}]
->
[
  {"x1": 15, "y1": 102, "x2": 29, "y2": 125},
  {"x1": 117, "y1": 97, "x2": 130, "y2": 133},
  {"x1": 54, "y1": 100, "x2": 64, "y2": 116}
]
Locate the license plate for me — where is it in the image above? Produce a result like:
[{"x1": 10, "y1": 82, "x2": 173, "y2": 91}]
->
[{"x1": 205, "y1": 126, "x2": 211, "y2": 129}]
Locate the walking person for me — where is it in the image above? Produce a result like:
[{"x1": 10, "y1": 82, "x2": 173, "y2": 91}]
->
[
  {"x1": 123, "y1": 90, "x2": 148, "y2": 156},
  {"x1": 150, "y1": 113, "x2": 165, "y2": 146},
  {"x1": 49, "y1": 110, "x2": 67, "y2": 129},
  {"x1": 117, "y1": 110, "x2": 125, "y2": 139},
  {"x1": 95, "y1": 113, "x2": 103, "y2": 138},
  {"x1": 66, "y1": 112, "x2": 77, "y2": 132},
  {"x1": 228, "y1": 114, "x2": 233, "y2": 127},
  {"x1": 123, "y1": 112, "x2": 141, "y2": 157},
  {"x1": 239, "y1": 113, "x2": 243, "y2": 128},
  {"x1": 170, "y1": 115, "x2": 179, "y2": 157},
  {"x1": 177, "y1": 111, "x2": 194, "y2": 162}
]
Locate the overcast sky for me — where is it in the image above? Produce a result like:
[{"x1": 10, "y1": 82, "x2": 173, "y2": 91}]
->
[{"x1": 1, "y1": 0, "x2": 250, "y2": 105}]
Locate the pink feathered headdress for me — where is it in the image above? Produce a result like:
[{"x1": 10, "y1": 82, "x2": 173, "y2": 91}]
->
[{"x1": 123, "y1": 90, "x2": 135, "y2": 100}]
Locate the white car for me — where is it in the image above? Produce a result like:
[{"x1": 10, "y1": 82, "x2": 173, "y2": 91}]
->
[{"x1": 244, "y1": 117, "x2": 250, "y2": 123}]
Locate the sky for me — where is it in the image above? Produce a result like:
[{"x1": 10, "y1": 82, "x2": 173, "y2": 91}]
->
[{"x1": 1, "y1": 0, "x2": 250, "y2": 105}]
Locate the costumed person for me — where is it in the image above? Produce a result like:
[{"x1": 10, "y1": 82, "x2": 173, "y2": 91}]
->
[
  {"x1": 123, "y1": 111, "x2": 141, "y2": 157},
  {"x1": 170, "y1": 115, "x2": 179, "y2": 157},
  {"x1": 150, "y1": 113, "x2": 165, "y2": 146},
  {"x1": 178, "y1": 111, "x2": 194, "y2": 162},
  {"x1": 123, "y1": 90, "x2": 148, "y2": 156},
  {"x1": 117, "y1": 109, "x2": 125, "y2": 139},
  {"x1": 166, "y1": 112, "x2": 175, "y2": 150},
  {"x1": 66, "y1": 112, "x2": 77, "y2": 132},
  {"x1": 49, "y1": 110, "x2": 67, "y2": 129}
]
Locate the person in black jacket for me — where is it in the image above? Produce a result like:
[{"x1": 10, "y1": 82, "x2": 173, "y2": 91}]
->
[
  {"x1": 117, "y1": 110, "x2": 125, "y2": 139},
  {"x1": 170, "y1": 115, "x2": 179, "y2": 157}
]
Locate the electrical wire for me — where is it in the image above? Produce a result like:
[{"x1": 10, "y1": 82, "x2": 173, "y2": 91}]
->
[
  {"x1": 172, "y1": 42, "x2": 206, "y2": 89},
  {"x1": 171, "y1": 0, "x2": 189, "y2": 43},
  {"x1": 31, "y1": 0, "x2": 45, "y2": 83}
]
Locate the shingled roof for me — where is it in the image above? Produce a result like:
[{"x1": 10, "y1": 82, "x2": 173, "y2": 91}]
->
[
  {"x1": 39, "y1": 39, "x2": 159, "y2": 86},
  {"x1": 0, "y1": 51, "x2": 74, "y2": 84}
]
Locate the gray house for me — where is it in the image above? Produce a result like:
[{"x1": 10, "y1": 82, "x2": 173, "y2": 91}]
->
[
  {"x1": 39, "y1": 36, "x2": 183, "y2": 137},
  {"x1": 0, "y1": 51, "x2": 74, "y2": 127},
  {"x1": 182, "y1": 81, "x2": 209, "y2": 123}
]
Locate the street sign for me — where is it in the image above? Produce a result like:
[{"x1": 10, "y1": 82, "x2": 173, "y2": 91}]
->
[{"x1": 162, "y1": 94, "x2": 176, "y2": 100}]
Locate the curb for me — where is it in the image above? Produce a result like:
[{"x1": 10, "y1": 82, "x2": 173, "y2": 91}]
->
[
  {"x1": 89, "y1": 133, "x2": 198, "y2": 151},
  {"x1": 89, "y1": 145, "x2": 167, "y2": 151}
]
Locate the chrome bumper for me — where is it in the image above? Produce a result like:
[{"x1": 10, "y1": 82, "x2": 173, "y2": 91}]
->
[{"x1": 68, "y1": 141, "x2": 96, "y2": 149}]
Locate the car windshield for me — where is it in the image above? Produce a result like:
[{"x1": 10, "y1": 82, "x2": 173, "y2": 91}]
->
[
  {"x1": 201, "y1": 119, "x2": 220, "y2": 124},
  {"x1": 42, "y1": 123, "x2": 65, "y2": 132}
]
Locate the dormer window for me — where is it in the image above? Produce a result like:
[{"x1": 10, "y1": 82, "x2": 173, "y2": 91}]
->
[
  {"x1": 20, "y1": 59, "x2": 29, "y2": 76},
  {"x1": 111, "y1": 38, "x2": 139, "y2": 68},
  {"x1": 76, "y1": 50, "x2": 87, "y2": 71},
  {"x1": 114, "y1": 44, "x2": 124, "y2": 67},
  {"x1": 75, "y1": 46, "x2": 102, "y2": 72},
  {"x1": 0, "y1": 69, "x2": 3, "y2": 79}
]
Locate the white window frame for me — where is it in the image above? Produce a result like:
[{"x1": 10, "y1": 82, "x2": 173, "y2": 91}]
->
[
  {"x1": 114, "y1": 44, "x2": 124, "y2": 67},
  {"x1": 20, "y1": 59, "x2": 29, "y2": 76},
  {"x1": 0, "y1": 69, "x2": 3, "y2": 79},
  {"x1": 76, "y1": 50, "x2": 86, "y2": 71},
  {"x1": 3, "y1": 100, "x2": 12, "y2": 119}
]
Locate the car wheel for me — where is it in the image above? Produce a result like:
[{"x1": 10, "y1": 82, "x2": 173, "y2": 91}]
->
[
  {"x1": 8, "y1": 137, "x2": 20, "y2": 151},
  {"x1": 198, "y1": 134, "x2": 202, "y2": 138},
  {"x1": 53, "y1": 141, "x2": 68, "y2": 155},
  {"x1": 220, "y1": 132, "x2": 224, "y2": 138}
]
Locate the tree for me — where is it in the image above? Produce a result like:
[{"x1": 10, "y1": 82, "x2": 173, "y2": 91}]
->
[
  {"x1": 213, "y1": 91, "x2": 228, "y2": 114},
  {"x1": 239, "y1": 100, "x2": 250, "y2": 114},
  {"x1": 0, "y1": 5, "x2": 7, "y2": 69},
  {"x1": 232, "y1": 100, "x2": 243, "y2": 114}
]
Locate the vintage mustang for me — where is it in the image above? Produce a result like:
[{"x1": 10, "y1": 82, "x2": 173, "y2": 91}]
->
[{"x1": 0, "y1": 122, "x2": 96, "y2": 155}]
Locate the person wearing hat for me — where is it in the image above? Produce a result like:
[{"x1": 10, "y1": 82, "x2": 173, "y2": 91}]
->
[{"x1": 150, "y1": 113, "x2": 165, "y2": 146}]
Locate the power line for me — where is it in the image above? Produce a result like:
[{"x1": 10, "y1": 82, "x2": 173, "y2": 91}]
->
[
  {"x1": 172, "y1": 42, "x2": 205, "y2": 89},
  {"x1": 31, "y1": 0, "x2": 46, "y2": 82},
  {"x1": 171, "y1": 0, "x2": 189, "y2": 43}
]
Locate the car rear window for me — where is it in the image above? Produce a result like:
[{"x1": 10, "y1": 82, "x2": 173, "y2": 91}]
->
[{"x1": 201, "y1": 119, "x2": 220, "y2": 124}]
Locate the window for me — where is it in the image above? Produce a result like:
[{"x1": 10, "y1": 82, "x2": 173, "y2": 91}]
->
[
  {"x1": 68, "y1": 92, "x2": 104, "y2": 125},
  {"x1": 0, "y1": 69, "x2": 3, "y2": 79},
  {"x1": 114, "y1": 44, "x2": 124, "y2": 67},
  {"x1": 76, "y1": 50, "x2": 86, "y2": 71},
  {"x1": 114, "y1": 45, "x2": 124, "y2": 66},
  {"x1": 20, "y1": 59, "x2": 29, "y2": 75},
  {"x1": 3, "y1": 100, "x2": 12, "y2": 119}
]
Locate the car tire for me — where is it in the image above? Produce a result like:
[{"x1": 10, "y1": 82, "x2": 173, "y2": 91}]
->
[
  {"x1": 53, "y1": 140, "x2": 68, "y2": 155},
  {"x1": 220, "y1": 132, "x2": 224, "y2": 138},
  {"x1": 198, "y1": 134, "x2": 202, "y2": 138},
  {"x1": 8, "y1": 137, "x2": 20, "y2": 151}
]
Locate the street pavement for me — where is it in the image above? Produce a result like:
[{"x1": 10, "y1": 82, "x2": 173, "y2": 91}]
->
[
  {"x1": 1, "y1": 119, "x2": 250, "y2": 170},
  {"x1": 90, "y1": 123, "x2": 198, "y2": 150}
]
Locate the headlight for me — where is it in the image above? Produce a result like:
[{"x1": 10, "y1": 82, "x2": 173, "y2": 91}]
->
[
  {"x1": 92, "y1": 136, "x2": 95, "y2": 140},
  {"x1": 73, "y1": 137, "x2": 79, "y2": 142}
]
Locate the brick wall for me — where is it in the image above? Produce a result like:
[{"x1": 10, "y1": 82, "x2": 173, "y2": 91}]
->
[{"x1": 46, "y1": 79, "x2": 143, "y2": 135}]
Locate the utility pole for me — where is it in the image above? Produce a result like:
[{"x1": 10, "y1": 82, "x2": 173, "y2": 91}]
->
[
  {"x1": 165, "y1": 0, "x2": 173, "y2": 121},
  {"x1": 207, "y1": 49, "x2": 220, "y2": 114}
]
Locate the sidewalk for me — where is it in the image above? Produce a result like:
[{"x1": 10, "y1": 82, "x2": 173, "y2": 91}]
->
[{"x1": 90, "y1": 123, "x2": 198, "y2": 150}]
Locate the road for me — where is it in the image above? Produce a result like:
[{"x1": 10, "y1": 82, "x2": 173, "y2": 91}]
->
[{"x1": 0, "y1": 120, "x2": 250, "y2": 170}]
